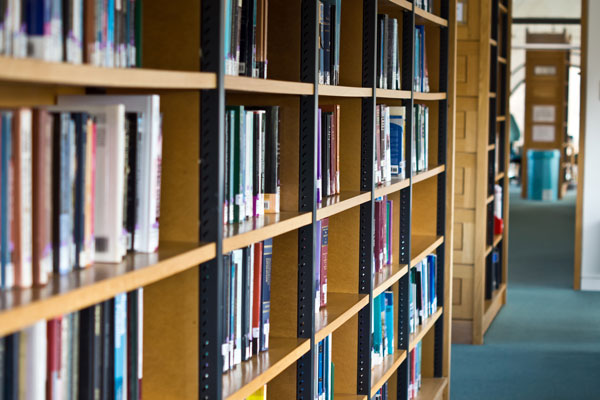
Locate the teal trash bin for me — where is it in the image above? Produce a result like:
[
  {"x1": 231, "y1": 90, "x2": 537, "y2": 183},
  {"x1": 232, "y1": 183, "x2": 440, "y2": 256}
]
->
[{"x1": 527, "y1": 149, "x2": 560, "y2": 201}]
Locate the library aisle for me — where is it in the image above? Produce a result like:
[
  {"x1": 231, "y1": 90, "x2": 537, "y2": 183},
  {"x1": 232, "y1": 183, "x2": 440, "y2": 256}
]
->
[{"x1": 451, "y1": 187, "x2": 600, "y2": 399}]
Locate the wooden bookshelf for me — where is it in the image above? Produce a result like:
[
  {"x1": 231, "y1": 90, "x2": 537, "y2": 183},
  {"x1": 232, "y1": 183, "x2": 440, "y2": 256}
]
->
[
  {"x1": 0, "y1": 0, "x2": 457, "y2": 399},
  {"x1": 453, "y1": 0, "x2": 511, "y2": 344}
]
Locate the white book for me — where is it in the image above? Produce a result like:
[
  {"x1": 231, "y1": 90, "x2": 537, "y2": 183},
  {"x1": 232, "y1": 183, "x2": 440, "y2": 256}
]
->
[
  {"x1": 233, "y1": 250, "x2": 243, "y2": 366},
  {"x1": 25, "y1": 321, "x2": 47, "y2": 400},
  {"x1": 14, "y1": 109, "x2": 32, "y2": 288},
  {"x1": 384, "y1": 107, "x2": 392, "y2": 183},
  {"x1": 57, "y1": 95, "x2": 162, "y2": 254},
  {"x1": 245, "y1": 112, "x2": 254, "y2": 219},
  {"x1": 49, "y1": 104, "x2": 126, "y2": 263},
  {"x1": 60, "y1": 314, "x2": 70, "y2": 400}
]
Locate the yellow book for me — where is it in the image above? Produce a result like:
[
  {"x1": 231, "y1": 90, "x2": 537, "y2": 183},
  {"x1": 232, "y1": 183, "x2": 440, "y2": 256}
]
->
[{"x1": 247, "y1": 385, "x2": 267, "y2": 400}]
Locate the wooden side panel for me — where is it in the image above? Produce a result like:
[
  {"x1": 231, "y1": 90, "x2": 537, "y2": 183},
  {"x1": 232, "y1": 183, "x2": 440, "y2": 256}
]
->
[
  {"x1": 457, "y1": 0, "x2": 480, "y2": 41},
  {"x1": 455, "y1": 97, "x2": 479, "y2": 153},
  {"x1": 452, "y1": 264, "x2": 474, "y2": 320},
  {"x1": 453, "y1": 209, "x2": 475, "y2": 265},
  {"x1": 454, "y1": 153, "x2": 476, "y2": 209},
  {"x1": 456, "y1": 42, "x2": 480, "y2": 98}
]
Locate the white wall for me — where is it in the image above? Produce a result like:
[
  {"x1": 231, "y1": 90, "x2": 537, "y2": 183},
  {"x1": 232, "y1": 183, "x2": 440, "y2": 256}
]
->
[{"x1": 580, "y1": 0, "x2": 600, "y2": 290}]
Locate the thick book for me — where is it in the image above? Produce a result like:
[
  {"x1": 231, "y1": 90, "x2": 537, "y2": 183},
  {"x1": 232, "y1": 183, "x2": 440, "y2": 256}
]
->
[
  {"x1": 260, "y1": 238, "x2": 272, "y2": 352},
  {"x1": 318, "y1": 339, "x2": 324, "y2": 400},
  {"x1": 72, "y1": 113, "x2": 91, "y2": 269},
  {"x1": 12, "y1": 108, "x2": 33, "y2": 288},
  {"x1": 244, "y1": 111, "x2": 254, "y2": 219},
  {"x1": 320, "y1": 104, "x2": 339, "y2": 196},
  {"x1": 373, "y1": 294, "x2": 382, "y2": 362},
  {"x1": 227, "y1": 106, "x2": 245, "y2": 223},
  {"x1": 317, "y1": 108, "x2": 322, "y2": 203},
  {"x1": 315, "y1": 219, "x2": 321, "y2": 312},
  {"x1": 57, "y1": 95, "x2": 163, "y2": 254},
  {"x1": 320, "y1": 218, "x2": 328, "y2": 308}
]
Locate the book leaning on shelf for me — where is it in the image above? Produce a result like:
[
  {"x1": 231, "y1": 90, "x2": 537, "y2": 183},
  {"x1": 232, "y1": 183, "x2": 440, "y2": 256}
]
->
[
  {"x1": 375, "y1": 105, "x2": 407, "y2": 187},
  {"x1": 225, "y1": 0, "x2": 268, "y2": 78},
  {"x1": 222, "y1": 238, "x2": 272, "y2": 372},
  {"x1": 0, "y1": 289, "x2": 143, "y2": 400},
  {"x1": 318, "y1": 0, "x2": 341, "y2": 86},
  {"x1": 0, "y1": 0, "x2": 142, "y2": 67},
  {"x1": 376, "y1": 14, "x2": 401, "y2": 90},
  {"x1": 314, "y1": 334, "x2": 334, "y2": 400},
  {"x1": 0, "y1": 95, "x2": 162, "y2": 290},
  {"x1": 224, "y1": 106, "x2": 280, "y2": 225},
  {"x1": 408, "y1": 254, "x2": 438, "y2": 334}
]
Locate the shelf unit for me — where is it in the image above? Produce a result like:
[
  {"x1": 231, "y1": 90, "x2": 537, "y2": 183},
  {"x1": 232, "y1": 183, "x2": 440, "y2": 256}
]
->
[
  {"x1": 522, "y1": 31, "x2": 572, "y2": 200},
  {"x1": 0, "y1": 0, "x2": 456, "y2": 399},
  {"x1": 453, "y1": 0, "x2": 511, "y2": 344}
]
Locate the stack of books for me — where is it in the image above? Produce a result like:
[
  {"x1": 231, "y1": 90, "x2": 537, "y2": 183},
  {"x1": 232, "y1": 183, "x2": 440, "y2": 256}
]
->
[
  {"x1": 0, "y1": 0, "x2": 142, "y2": 67},
  {"x1": 315, "y1": 334, "x2": 334, "y2": 400},
  {"x1": 224, "y1": 106, "x2": 280, "y2": 225},
  {"x1": 222, "y1": 239, "x2": 272, "y2": 372},
  {"x1": 0, "y1": 94, "x2": 163, "y2": 290},
  {"x1": 412, "y1": 103, "x2": 429, "y2": 175},
  {"x1": 374, "y1": 196, "x2": 393, "y2": 273},
  {"x1": 0, "y1": 289, "x2": 143, "y2": 399},
  {"x1": 375, "y1": 105, "x2": 407, "y2": 186},
  {"x1": 414, "y1": 25, "x2": 430, "y2": 93},
  {"x1": 225, "y1": 0, "x2": 269, "y2": 78},
  {"x1": 377, "y1": 14, "x2": 401, "y2": 90},
  {"x1": 372, "y1": 291, "x2": 394, "y2": 366},
  {"x1": 318, "y1": 0, "x2": 341, "y2": 85},
  {"x1": 408, "y1": 254, "x2": 438, "y2": 334},
  {"x1": 317, "y1": 105, "x2": 341, "y2": 203}
]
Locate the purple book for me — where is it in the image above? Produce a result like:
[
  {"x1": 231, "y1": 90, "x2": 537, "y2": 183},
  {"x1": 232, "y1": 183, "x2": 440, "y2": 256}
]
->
[{"x1": 317, "y1": 108, "x2": 322, "y2": 204}]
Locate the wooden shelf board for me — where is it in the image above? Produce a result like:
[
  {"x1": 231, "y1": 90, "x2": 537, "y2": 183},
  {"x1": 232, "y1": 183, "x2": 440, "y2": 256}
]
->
[
  {"x1": 409, "y1": 307, "x2": 444, "y2": 351},
  {"x1": 319, "y1": 84, "x2": 372, "y2": 97},
  {"x1": 483, "y1": 283, "x2": 506, "y2": 334},
  {"x1": 496, "y1": 115, "x2": 506, "y2": 122},
  {"x1": 374, "y1": 264, "x2": 409, "y2": 297},
  {"x1": 414, "y1": 377, "x2": 449, "y2": 400},
  {"x1": 223, "y1": 212, "x2": 312, "y2": 253},
  {"x1": 489, "y1": 92, "x2": 497, "y2": 98},
  {"x1": 493, "y1": 234, "x2": 503, "y2": 247},
  {"x1": 487, "y1": 143, "x2": 496, "y2": 151},
  {"x1": 495, "y1": 172, "x2": 505, "y2": 182},
  {"x1": 0, "y1": 56, "x2": 217, "y2": 89},
  {"x1": 370, "y1": 350, "x2": 408, "y2": 398},
  {"x1": 412, "y1": 165, "x2": 446, "y2": 185},
  {"x1": 315, "y1": 292, "x2": 369, "y2": 342},
  {"x1": 223, "y1": 337, "x2": 310, "y2": 400},
  {"x1": 486, "y1": 194, "x2": 494, "y2": 205},
  {"x1": 225, "y1": 75, "x2": 313, "y2": 95},
  {"x1": 414, "y1": 7, "x2": 449, "y2": 27},
  {"x1": 379, "y1": 0, "x2": 413, "y2": 12},
  {"x1": 410, "y1": 235, "x2": 444, "y2": 268},
  {"x1": 375, "y1": 88, "x2": 412, "y2": 99},
  {"x1": 0, "y1": 241, "x2": 216, "y2": 336},
  {"x1": 490, "y1": 38, "x2": 498, "y2": 46},
  {"x1": 375, "y1": 177, "x2": 410, "y2": 197},
  {"x1": 413, "y1": 92, "x2": 447, "y2": 101},
  {"x1": 485, "y1": 245, "x2": 493, "y2": 256},
  {"x1": 499, "y1": 56, "x2": 507, "y2": 64},
  {"x1": 317, "y1": 191, "x2": 371, "y2": 220},
  {"x1": 335, "y1": 395, "x2": 368, "y2": 400}
]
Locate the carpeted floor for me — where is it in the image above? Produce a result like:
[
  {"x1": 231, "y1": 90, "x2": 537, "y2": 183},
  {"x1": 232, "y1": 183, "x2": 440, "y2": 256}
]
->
[{"x1": 450, "y1": 185, "x2": 600, "y2": 399}]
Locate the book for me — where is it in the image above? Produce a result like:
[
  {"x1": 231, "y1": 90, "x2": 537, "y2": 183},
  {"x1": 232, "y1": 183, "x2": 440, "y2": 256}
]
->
[
  {"x1": 389, "y1": 106, "x2": 406, "y2": 179},
  {"x1": 252, "y1": 242, "x2": 263, "y2": 355},
  {"x1": 114, "y1": 293, "x2": 128, "y2": 400},
  {"x1": 320, "y1": 218, "x2": 328, "y2": 308},
  {"x1": 1, "y1": 112, "x2": 14, "y2": 289},
  {"x1": 260, "y1": 238, "x2": 272, "y2": 351}
]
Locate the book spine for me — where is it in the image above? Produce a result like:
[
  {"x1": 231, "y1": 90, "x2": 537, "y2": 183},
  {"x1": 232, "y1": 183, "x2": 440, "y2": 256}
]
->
[
  {"x1": 73, "y1": 114, "x2": 88, "y2": 269},
  {"x1": 114, "y1": 293, "x2": 127, "y2": 400},
  {"x1": 252, "y1": 242, "x2": 262, "y2": 354},
  {"x1": 317, "y1": 108, "x2": 322, "y2": 203},
  {"x1": 1, "y1": 112, "x2": 14, "y2": 289},
  {"x1": 263, "y1": 107, "x2": 279, "y2": 213},
  {"x1": 260, "y1": 238, "x2": 272, "y2": 351},
  {"x1": 245, "y1": 112, "x2": 254, "y2": 219},
  {"x1": 321, "y1": 111, "x2": 329, "y2": 198},
  {"x1": 375, "y1": 106, "x2": 381, "y2": 184},
  {"x1": 320, "y1": 218, "x2": 328, "y2": 307},
  {"x1": 46, "y1": 318, "x2": 60, "y2": 400},
  {"x1": 330, "y1": 109, "x2": 336, "y2": 196},
  {"x1": 25, "y1": 321, "x2": 47, "y2": 400},
  {"x1": 241, "y1": 246, "x2": 251, "y2": 361},
  {"x1": 143, "y1": 98, "x2": 161, "y2": 253},
  {"x1": 222, "y1": 254, "x2": 231, "y2": 372},
  {"x1": 232, "y1": 249, "x2": 243, "y2": 366}
]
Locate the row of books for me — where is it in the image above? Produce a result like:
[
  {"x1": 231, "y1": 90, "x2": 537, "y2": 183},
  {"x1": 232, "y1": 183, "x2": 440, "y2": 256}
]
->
[
  {"x1": 377, "y1": 14, "x2": 401, "y2": 90},
  {"x1": 415, "y1": 0, "x2": 434, "y2": 13},
  {"x1": 409, "y1": 254, "x2": 437, "y2": 334},
  {"x1": 221, "y1": 239, "x2": 272, "y2": 372},
  {"x1": 411, "y1": 103, "x2": 430, "y2": 175},
  {"x1": 0, "y1": 95, "x2": 162, "y2": 290},
  {"x1": 224, "y1": 106, "x2": 280, "y2": 225},
  {"x1": 318, "y1": 0, "x2": 341, "y2": 86},
  {"x1": 408, "y1": 341, "x2": 423, "y2": 399},
  {"x1": 314, "y1": 334, "x2": 334, "y2": 400},
  {"x1": 375, "y1": 105, "x2": 406, "y2": 186},
  {"x1": 414, "y1": 26, "x2": 430, "y2": 93},
  {"x1": 317, "y1": 105, "x2": 341, "y2": 203},
  {"x1": 372, "y1": 291, "x2": 394, "y2": 366},
  {"x1": 0, "y1": 0, "x2": 141, "y2": 67},
  {"x1": 315, "y1": 218, "x2": 329, "y2": 312},
  {"x1": 0, "y1": 289, "x2": 143, "y2": 400},
  {"x1": 224, "y1": 0, "x2": 268, "y2": 78},
  {"x1": 374, "y1": 382, "x2": 389, "y2": 400},
  {"x1": 374, "y1": 196, "x2": 393, "y2": 273}
]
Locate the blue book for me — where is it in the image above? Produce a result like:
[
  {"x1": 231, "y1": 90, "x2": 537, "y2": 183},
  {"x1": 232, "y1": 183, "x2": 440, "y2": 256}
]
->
[
  {"x1": 373, "y1": 294, "x2": 382, "y2": 357},
  {"x1": 384, "y1": 292, "x2": 394, "y2": 355},
  {"x1": 107, "y1": 0, "x2": 115, "y2": 66},
  {"x1": 318, "y1": 339, "x2": 324, "y2": 399},
  {"x1": 1, "y1": 112, "x2": 12, "y2": 289},
  {"x1": 316, "y1": 220, "x2": 321, "y2": 313},
  {"x1": 428, "y1": 254, "x2": 437, "y2": 314},
  {"x1": 114, "y1": 293, "x2": 127, "y2": 400},
  {"x1": 389, "y1": 108, "x2": 405, "y2": 178},
  {"x1": 260, "y1": 238, "x2": 272, "y2": 351}
]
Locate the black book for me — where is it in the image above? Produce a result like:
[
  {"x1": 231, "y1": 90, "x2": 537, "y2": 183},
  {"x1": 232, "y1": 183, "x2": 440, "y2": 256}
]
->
[
  {"x1": 127, "y1": 290, "x2": 140, "y2": 400},
  {"x1": 79, "y1": 306, "x2": 97, "y2": 400},
  {"x1": 377, "y1": 14, "x2": 385, "y2": 88},
  {"x1": 101, "y1": 299, "x2": 115, "y2": 400},
  {"x1": 322, "y1": 3, "x2": 332, "y2": 85},
  {"x1": 0, "y1": 337, "x2": 4, "y2": 400},
  {"x1": 72, "y1": 113, "x2": 88, "y2": 269},
  {"x1": 382, "y1": 15, "x2": 389, "y2": 89},
  {"x1": 222, "y1": 254, "x2": 231, "y2": 371},
  {"x1": 93, "y1": 304, "x2": 103, "y2": 399},
  {"x1": 3, "y1": 333, "x2": 18, "y2": 400},
  {"x1": 318, "y1": 1, "x2": 325, "y2": 84},
  {"x1": 240, "y1": 0, "x2": 256, "y2": 76},
  {"x1": 415, "y1": 269, "x2": 423, "y2": 325},
  {"x1": 241, "y1": 246, "x2": 252, "y2": 361},
  {"x1": 233, "y1": 0, "x2": 243, "y2": 74},
  {"x1": 387, "y1": 18, "x2": 398, "y2": 90},
  {"x1": 125, "y1": 113, "x2": 139, "y2": 251},
  {"x1": 263, "y1": 107, "x2": 279, "y2": 212}
]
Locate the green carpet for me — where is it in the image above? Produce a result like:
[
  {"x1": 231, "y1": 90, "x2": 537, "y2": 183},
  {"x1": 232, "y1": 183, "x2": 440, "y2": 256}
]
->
[{"x1": 450, "y1": 186, "x2": 600, "y2": 399}]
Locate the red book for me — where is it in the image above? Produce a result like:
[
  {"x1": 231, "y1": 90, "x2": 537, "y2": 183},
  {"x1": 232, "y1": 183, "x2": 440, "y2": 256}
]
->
[
  {"x1": 46, "y1": 318, "x2": 62, "y2": 400},
  {"x1": 252, "y1": 242, "x2": 263, "y2": 355},
  {"x1": 320, "y1": 218, "x2": 329, "y2": 307},
  {"x1": 410, "y1": 348, "x2": 416, "y2": 399},
  {"x1": 494, "y1": 216, "x2": 503, "y2": 235},
  {"x1": 32, "y1": 110, "x2": 53, "y2": 286}
]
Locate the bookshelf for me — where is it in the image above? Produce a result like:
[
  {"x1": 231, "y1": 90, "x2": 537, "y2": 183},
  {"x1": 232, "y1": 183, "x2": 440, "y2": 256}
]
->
[
  {"x1": 452, "y1": 0, "x2": 511, "y2": 344},
  {"x1": 0, "y1": 0, "x2": 456, "y2": 399}
]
